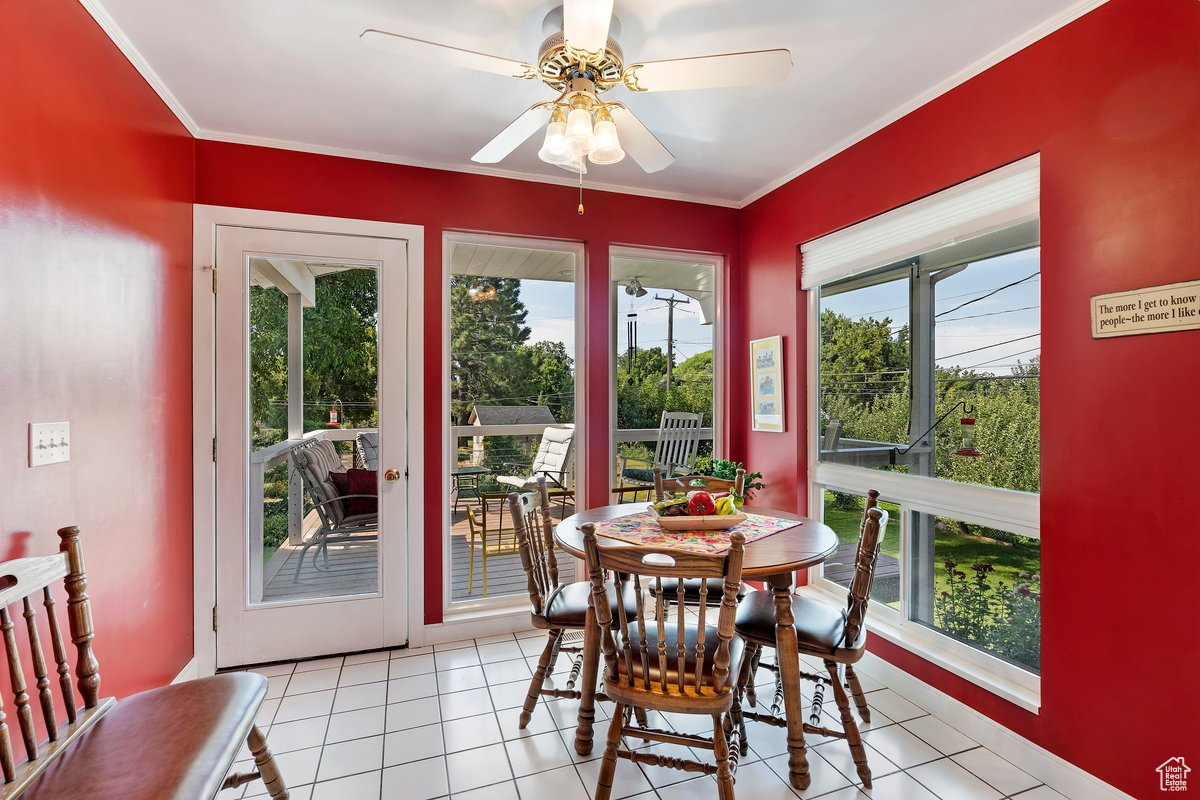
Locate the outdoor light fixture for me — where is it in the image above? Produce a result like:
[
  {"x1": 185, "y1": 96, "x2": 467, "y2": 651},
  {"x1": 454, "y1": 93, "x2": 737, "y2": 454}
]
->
[
  {"x1": 889, "y1": 401, "x2": 982, "y2": 464},
  {"x1": 466, "y1": 278, "x2": 498, "y2": 302},
  {"x1": 624, "y1": 277, "x2": 647, "y2": 297}
]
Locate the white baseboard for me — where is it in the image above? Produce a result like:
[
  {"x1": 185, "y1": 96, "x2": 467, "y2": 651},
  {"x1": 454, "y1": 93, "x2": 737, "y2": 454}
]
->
[
  {"x1": 171, "y1": 658, "x2": 199, "y2": 685},
  {"x1": 855, "y1": 650, "x2": 1131, "y2": 799}
]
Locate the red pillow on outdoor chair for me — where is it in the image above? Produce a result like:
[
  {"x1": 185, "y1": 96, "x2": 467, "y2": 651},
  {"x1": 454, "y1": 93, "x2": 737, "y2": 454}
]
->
[{"x1": 329, "y1": 468, "x2": 378, "y2": 516}]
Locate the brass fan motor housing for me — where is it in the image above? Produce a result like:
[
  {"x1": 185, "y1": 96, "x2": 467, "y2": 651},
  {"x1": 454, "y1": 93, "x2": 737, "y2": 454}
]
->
[{"x1": 536, "y1": 31, "x2": 624, "y2": 93}]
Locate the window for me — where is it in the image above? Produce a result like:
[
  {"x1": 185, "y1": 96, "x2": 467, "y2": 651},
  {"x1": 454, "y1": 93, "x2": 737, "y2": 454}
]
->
[
  {"x1": 610, "y1": 250, "x2": 721, "y2": 500},
  {"x1": 804, "y1": 157, "x2": 1042, "y2": 703},
  {"x1": 444, "y1": 235, "x2": 582, "y2": 609}
]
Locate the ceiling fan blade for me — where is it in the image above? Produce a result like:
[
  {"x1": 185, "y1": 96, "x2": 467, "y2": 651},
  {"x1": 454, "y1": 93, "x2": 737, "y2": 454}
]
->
[
  {"x1": 563, "y1": 0, "x2": 614, "y2": 54},
  {"x1": 610, "y1": 107, "x2": 674, "y2": 173},
  {"x1": 627, "y1": 49, "x2": 792, "y2": 92},
  {"x1": 471, "y1": 107, "x2": 548, "y2": 164},
  {"x1": 360, "y1": 29, "x2": 528, "y2": 78}
]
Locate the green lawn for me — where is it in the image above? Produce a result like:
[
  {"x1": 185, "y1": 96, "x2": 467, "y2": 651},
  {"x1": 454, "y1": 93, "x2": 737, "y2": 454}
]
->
[{"x1": 820, "y1": 492, "x2": 1040, "y2": 598}]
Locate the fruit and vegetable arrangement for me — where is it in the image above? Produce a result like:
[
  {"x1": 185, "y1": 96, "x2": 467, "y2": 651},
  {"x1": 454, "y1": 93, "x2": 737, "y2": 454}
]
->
[{"x1": 652, "y1": 490, "x2": 740, "y2": 518}]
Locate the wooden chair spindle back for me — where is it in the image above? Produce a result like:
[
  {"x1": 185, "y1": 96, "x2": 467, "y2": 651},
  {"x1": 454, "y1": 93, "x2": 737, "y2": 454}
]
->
[
  {"x1": 582, "y1": 524, "x2": 745, "y2": 697},
  {"x1": 0, "y1": 526, "x2": 101, "y2": 787},
  {"x1": 843, "y1": 508, "x2": 888, "y2": 647},
  {"x1": 508, "y1": 478, "x2": 559, "y2": 617},
  {"x1": 652, "y1": 468, "x2": 745, "y2": 502}
]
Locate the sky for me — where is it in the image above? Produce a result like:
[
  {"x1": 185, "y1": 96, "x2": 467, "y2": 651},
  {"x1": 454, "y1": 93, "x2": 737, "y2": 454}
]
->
[
  {"x1": 821, "y1": 247, "x2": 1041, "y2": 375},
  {"x1": 518, "y1": 279, "x2": 713, "y2": 366}
]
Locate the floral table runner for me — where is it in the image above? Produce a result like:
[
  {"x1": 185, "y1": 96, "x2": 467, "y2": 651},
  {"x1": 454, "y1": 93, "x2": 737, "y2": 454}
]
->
[{"x1": 591, "y1": 511, "x2": 803, "y2": 554}]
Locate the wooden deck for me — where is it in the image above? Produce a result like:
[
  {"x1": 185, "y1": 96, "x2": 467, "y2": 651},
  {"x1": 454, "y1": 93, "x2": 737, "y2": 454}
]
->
[
  {"x1": 821, "y1": 538, "x2": 901, "y2": 605},
  {"x1": 260, "y1": 495, "x2": 582, "y2": 603}
]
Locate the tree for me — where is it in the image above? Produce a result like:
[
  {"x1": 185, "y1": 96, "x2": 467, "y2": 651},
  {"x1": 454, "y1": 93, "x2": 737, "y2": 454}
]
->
[
  {"x1": 248, "y1": 268, "x2": 380, "y2": 440},
  {"x1": 449, "y1": 277, "x2": 531, "y2": 424},
  {"x1": 509, "y1": 340, "x2": 575, "y2": 422}
]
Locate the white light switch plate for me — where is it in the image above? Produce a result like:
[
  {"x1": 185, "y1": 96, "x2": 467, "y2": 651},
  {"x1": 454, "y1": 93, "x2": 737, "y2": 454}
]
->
[{"x1": 29, "y1": 422, "x2": 70, "y2": 466}]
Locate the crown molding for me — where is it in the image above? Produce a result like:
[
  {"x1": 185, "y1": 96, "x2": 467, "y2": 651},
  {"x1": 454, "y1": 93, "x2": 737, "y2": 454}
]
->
[
  {"x1": 76, "y1": 0, "x2": 200, "y2": 135},
  {"x1": 194, "y1": 128, "x2": 741, "y2": 208},
  {"x1": 736, "y1": 0, "x2": 1112, "y2": 208}
]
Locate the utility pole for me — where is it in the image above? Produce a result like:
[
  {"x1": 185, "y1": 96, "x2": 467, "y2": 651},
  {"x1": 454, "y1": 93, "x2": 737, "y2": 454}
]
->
[{"x1": 654, "y1": 294, "x2": 691, "y2": 392}]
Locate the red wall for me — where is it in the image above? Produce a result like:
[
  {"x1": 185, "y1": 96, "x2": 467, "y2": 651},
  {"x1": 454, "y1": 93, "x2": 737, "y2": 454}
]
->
[
  {"x1": 194, "y1": 143, "x2": 741, "y2": 626},
  {"x1": 738, "y1": 0, "x2": 1200, "y2": 794},
  {"x1": 0, "y1": 0, "x2": 195, "y2": 696}
]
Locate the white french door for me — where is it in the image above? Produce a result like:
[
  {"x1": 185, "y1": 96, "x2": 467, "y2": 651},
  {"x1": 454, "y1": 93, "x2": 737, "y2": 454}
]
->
[{"x1": 214, "y1": 225, "x2": 410, "y2": 667}]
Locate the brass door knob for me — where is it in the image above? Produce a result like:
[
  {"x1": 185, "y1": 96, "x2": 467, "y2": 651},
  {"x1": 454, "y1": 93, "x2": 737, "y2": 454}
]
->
[{"x1": 384, "y1": 468, "x2": 402, "y2": 482}]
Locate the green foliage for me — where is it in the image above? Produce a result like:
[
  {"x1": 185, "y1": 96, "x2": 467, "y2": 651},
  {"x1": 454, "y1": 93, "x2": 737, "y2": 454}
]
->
[
  {"x1": 937, "y1": 560, "x2": 1041, "y2": 672},
  {"x1": 819, "y1": 309, "x2": 1040, "y2": 492},
  {"x1": 249, "y1": 269, "x2": 381, "y2": 435},
  {"x1": 709, "y1": 459, "x2": 764, "y2": 502}
]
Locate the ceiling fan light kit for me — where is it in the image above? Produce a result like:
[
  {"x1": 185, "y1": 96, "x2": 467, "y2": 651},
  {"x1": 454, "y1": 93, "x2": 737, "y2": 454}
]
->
[{"x1": 362, "y1": 1, "x2": 792, "y2": 212}]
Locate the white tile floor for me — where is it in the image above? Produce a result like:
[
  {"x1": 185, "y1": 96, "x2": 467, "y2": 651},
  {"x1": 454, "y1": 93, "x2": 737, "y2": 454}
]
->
[{"x1": 219, "y1": 630, "x2": 1062, "y2": 800}]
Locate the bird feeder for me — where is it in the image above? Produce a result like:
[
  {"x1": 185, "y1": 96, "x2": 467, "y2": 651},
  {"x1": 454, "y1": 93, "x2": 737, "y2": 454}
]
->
[{"x1": 954, "y1": 417, "x2": 982, "y2": 457}]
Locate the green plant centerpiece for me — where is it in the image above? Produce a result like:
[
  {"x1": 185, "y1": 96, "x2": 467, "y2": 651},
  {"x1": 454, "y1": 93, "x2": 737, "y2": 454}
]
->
[{"x1": 706, "y1": 458, "x2": 764, "y2": 504}]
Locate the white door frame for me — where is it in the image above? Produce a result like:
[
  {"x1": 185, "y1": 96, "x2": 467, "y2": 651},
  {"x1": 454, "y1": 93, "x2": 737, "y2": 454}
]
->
[{"x1": 193, "y1": 205, "x2": 426, "y2": 675}]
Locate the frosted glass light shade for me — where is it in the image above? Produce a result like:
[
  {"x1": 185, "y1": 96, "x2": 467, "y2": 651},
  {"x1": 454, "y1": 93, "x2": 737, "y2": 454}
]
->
[
  {"x1": 537, "y1": 120, "x2": 572, "y2": 165},
  {"x1": 588, "y1": 119, "x2": 624, "y2": 165},
  {"x1": 565, "y1": 107, "x2": 595, "y2": 156}
]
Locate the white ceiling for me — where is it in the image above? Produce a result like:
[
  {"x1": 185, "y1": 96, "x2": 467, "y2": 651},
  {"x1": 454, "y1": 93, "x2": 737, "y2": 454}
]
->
[{"x1": 87, "y1": 0, "x2": 1103, "y2": 206}]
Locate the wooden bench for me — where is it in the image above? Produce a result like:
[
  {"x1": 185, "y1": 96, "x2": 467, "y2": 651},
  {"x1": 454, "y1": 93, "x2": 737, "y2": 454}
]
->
[{"x1": 0, "y1": 527, "x2": 288, "y2": 799}]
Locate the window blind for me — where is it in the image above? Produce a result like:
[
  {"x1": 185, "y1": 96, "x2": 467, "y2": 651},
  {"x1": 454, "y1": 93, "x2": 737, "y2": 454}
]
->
[{"x1": 800, "y1": 154, "x2": 1040, "y2": 290}]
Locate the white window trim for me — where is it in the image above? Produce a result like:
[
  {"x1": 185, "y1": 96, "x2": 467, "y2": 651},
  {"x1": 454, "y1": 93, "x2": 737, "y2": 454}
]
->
[{"x1": 802, "y1": 160, "x2": 1043, "y2": 708}]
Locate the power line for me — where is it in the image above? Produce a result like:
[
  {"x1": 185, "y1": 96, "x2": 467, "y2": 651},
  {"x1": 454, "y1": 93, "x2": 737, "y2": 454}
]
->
[
  {"x1": 935, "y1": 272, "x2": 1040, "y2": 318},
  {"x1": 937, "y1": 304, "x2": 1039, "y2": 323},
  {"x1": 937, "y1": 332, "x2": 1040, "y2": 361}
]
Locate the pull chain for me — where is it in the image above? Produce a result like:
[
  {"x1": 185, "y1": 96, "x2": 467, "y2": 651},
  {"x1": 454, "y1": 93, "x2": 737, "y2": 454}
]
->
[{"x1": 577, "y1": 162, "x2": 585, "y2": 216}]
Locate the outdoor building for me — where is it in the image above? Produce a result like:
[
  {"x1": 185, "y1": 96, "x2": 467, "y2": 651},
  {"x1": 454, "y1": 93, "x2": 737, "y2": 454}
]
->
[{"x1": 2, "y1": 1, "x2": 1197, "y2": 798}]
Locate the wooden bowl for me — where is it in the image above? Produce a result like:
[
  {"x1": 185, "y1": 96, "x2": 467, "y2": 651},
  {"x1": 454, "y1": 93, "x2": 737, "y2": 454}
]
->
[{"x1": 648, "y1": 506, "x2": 748, "y2": 531}]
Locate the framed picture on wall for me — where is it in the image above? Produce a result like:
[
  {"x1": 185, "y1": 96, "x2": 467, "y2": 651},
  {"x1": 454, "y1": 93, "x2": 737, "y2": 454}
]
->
[{"x1": 750, "y1": 335, "x2": 784, "y2": 432}]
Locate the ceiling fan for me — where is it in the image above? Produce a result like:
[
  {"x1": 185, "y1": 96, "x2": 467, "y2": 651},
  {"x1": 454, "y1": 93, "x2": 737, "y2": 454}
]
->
[{"x1": 361, "y1": 0, "x2": 792, "y2": 177}]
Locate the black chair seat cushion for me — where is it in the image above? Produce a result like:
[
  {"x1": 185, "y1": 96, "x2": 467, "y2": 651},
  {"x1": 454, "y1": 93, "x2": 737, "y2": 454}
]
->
[
  {"x1": 734, "y1": 589, "x2": 864, "y2": 655},
  {"x1": 25, "y1": 672, "x2": 266, "y2": 800},
  {"x1": 649, "y1": 577, "x2": 746, "y2": 603},
  {"x1": 544, "y1": 580, "x2": 641, "y2": 628},
  {"x1": 617, "y1": 623, "x2": 745, "y2": 689}
]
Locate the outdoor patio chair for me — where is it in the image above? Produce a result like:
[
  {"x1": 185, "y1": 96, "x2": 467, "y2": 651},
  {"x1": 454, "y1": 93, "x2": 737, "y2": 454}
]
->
[
  {"x1": 496, "y1": 426, "x2": 574, "y2": 495},
  {"x1": 291, "y1": 439, "x2": 379, "y2": 583},
  {"x1": 734, "y1": 496, "x2": 889, "y2": 789},
  {"x1": 355, "y1": 431, "x2": 379, "y2": 470},
  {"x1": 582, "y1": 521, "x2": 748, "y2": 800},
  {"x1": 464, "y1": 493, "x2": 522, "y2": 596},
  {"x1": 618, "y1": 410, "x2": 703, "y2": 488}
]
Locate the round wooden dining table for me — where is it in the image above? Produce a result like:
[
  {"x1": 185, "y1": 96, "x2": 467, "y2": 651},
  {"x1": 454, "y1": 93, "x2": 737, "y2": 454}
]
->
[{"x1": 554, "y1": 503, "x2": 839, "y2": 791}]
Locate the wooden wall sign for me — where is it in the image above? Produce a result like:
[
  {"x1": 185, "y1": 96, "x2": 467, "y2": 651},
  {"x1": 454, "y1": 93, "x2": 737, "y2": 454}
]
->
[{"x1": 1091, "y1": 279, "x2": 1200, "y2": 338}]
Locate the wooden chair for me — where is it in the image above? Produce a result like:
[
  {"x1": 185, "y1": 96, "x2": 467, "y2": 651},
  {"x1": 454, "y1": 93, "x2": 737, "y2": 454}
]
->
[
  {"x1": 497, "y1": 426, "x2": 574, "y2": 493},
  {"x1": 3, "y1": 527, "x2": 288, "y2": 799},
  {"x1": 465, "y1": 494, "x2": 522, "y2": 596},
  {"x1": 507, "y1": 479, "x2": 643, "y2": 730},
  {"x1": 650, "y1": 467, "x2": 747, "y2": 609},
  {"x1": 582, "y1": 522, "x2": 748, "y2": 800},
  {"x1": 735, "y1": 502, "x2": 889, "y2": 789}
]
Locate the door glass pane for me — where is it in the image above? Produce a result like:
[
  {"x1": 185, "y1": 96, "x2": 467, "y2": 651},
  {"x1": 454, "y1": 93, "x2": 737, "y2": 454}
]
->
[
  {"x1": 819, "y1": 489, "x2": 900, "y2": 609},
  {"x1": 248, "y1": 260, "x2": 380, "y2": 604},
  {"x1": 448, "y1": 243, "x2": 576, "y2": 603},
  {"x1": 909, "y1": 511, "x2": 1041, "y2": 672},
  {"x1": 612, "y1": 257, "x2": 716, "y2": 504}
]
